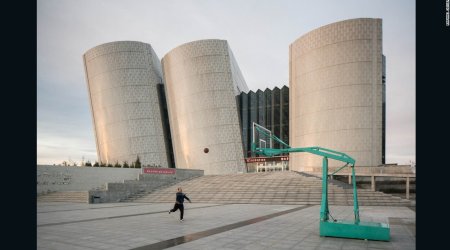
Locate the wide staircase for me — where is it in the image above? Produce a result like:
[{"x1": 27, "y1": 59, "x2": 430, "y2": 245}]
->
[
  {"x1": 37, "y1": 191, "x2": 89, "y2": 203},
  {"x1": 125, "y1": 171, "x2": 413, "y2": 206}
]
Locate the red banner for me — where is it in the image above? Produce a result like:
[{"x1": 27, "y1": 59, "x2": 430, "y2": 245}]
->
[{"x1": 142, "y1": 168, "x2": 176, "y2": 174}]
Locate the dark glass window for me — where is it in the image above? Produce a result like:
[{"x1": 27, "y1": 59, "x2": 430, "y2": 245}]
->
[
  {"x1": 157, "y1": 84, "x2": 175, "y2": 168},
  {"x1": 239, "y1": 86, "x2": 290, "y2": 158}
]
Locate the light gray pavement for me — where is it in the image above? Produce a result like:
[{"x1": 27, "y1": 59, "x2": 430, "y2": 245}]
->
[{"x1": 37, "y1": 202, "x2": 415, "y2": 250}]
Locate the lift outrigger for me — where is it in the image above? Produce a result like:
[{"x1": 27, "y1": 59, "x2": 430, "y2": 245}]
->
[{"x1": 251, "y1": 123, "x2": 390, "y2": 241}]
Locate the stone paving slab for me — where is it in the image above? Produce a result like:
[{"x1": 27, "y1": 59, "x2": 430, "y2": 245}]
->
[
  {"x1": 37, "y1": 202, "x2": 415, "y2": 250},
  {"x1": 37, "y1": 202, "x2": 222, "y2": 226}
]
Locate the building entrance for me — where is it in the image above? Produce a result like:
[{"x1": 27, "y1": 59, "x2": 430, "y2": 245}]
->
[{"x1": 245, "y1": 156, "x2": 289, "y2": 173}]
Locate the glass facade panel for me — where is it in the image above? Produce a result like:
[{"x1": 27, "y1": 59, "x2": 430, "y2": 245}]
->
[
  {"x1": 157, "y1": 83, "x2": 175, "y2": 168},
  {"x1": 281, "y1": 86, "x2": 289, "y2": 145},
  {"x1": 239, "y1": 86, "x2": 289, "y2": 158},
  {"x1": 272, "y1": 88, "x2": 280, "y2": 149},
  {"x1": 257, "y1": 90, "x2": 265, "y2": 126}
]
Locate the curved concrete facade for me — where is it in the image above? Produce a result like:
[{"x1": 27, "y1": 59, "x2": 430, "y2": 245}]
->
[
  {"x1": 83, "y1": 41, "x2": 169, "y2": 167},
  {"x1": 289, "y1": 18, "x2": 383, "y2": 170},
  {"x1": 162, "y1": 39, "x2": 248, "y2": 175}
]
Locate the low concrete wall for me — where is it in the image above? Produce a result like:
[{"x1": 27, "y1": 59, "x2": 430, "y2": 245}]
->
[
  {"x1": 305, "y1": 165, "x2": 415, "y2": 175},
  {"x1": 37, "y1": 165, "x2": 141, "y2": 194},
  {"x1": 88, "y1": 168, "x2": 204, "y2": 203},
  {"x1": 138, "y1": 168, "x2": 204, "y2": 182},
  {"x1": 301, "y1": 165, "x2": 416, "y2": 200},
  {"x1": 88, "y1": 181, "x2": 169, "y2": 203},
  {"x1": 334, "y1": 175, "x2": 416, "y2": 193}
]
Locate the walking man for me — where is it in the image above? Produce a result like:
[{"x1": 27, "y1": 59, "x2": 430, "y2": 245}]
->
[{"x1": 169, "y1": 187, "x2": 191, "y2": 222}]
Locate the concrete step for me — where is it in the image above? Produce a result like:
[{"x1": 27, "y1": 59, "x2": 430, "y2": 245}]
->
[
  {"x1": 140, "y1": 190, "x2": 398, "y2": 197},
  {"x1": 37, "y1": 191, "x2": 89, "y2": 203},
  {"x1": 136, "y1": 195, "x2": 406, "y2": 201},
  {"x1": 130, "y1": 200, "x2": 410, "y2": 206},
  {"x1": 141, "y1": 195, "x2": 400, "y2": 200},
  {"x1": 125, "y1": 171, "x2": 411, "y2": 206}
]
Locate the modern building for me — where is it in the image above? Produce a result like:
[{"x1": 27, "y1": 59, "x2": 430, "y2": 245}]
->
[
  {"x1": 240, "y1": 86, "x2": 290, "y2": 156},
  {"x1": 83, "y1": 18, "x2": 386, "y2": 174},
  {"x1": 239, "y1": 86, "x2": 290, "y2": 172},
  {"x1": 289, "y1": 18, "x2": 385, "y2": 171},
  {"x1": 83, "y1": 41, "x2": 172, "y2": 167},
  {"x1": 162, "y1": 39, "x2": 249, "y2": 175}
]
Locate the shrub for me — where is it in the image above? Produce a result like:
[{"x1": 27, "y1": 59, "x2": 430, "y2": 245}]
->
[{"x1": 134, "y1": 155, "x2": 142, "y2": 168}]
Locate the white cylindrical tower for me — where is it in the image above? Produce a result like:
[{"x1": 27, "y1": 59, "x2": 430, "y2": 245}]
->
[
  {"x1": 289, "y1": 18, "x2": 383, "y2": 171},
  {"x1": 162, "y1": 39, "x2": 248, "y2": 175},
  {"x1": 83, "y1": 41, "x2": 169, "y2": 167}
]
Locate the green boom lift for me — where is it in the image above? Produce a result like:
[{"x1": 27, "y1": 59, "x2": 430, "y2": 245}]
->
[{"x1": 251, "y1": 123, "x2": 390, "y2": 241}]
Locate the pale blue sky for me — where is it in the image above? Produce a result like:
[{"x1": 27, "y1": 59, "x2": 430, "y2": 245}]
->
[{"x1": 37, "y1": 0, "x2": 415, "y2": 165}]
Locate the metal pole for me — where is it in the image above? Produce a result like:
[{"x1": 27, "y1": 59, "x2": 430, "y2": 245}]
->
[
  {"x1": 352, "y1": 165, "x2": 360, "y2": 224},
  {"x1": 406, "y1": 177, "x2": 410, "y2": 200},
  {"x1": 320, "y1": 157, "x2": 329, "y2": 222},
  {"x1": 371, "y1": 176, "x2": 376, "y2": 191},
  {"x1": 252, "y1": 122, "x2": 255, "y2": 148}
]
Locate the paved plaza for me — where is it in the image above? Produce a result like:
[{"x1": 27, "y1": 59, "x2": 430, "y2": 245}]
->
[{"x1": 37, "y1": 202, "x2": 415, "y2": 250}]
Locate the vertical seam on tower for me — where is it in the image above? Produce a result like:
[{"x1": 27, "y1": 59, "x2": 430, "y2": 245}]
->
[{"x1": 371, "y1": 21, "x2": 377, "y2": 167}]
